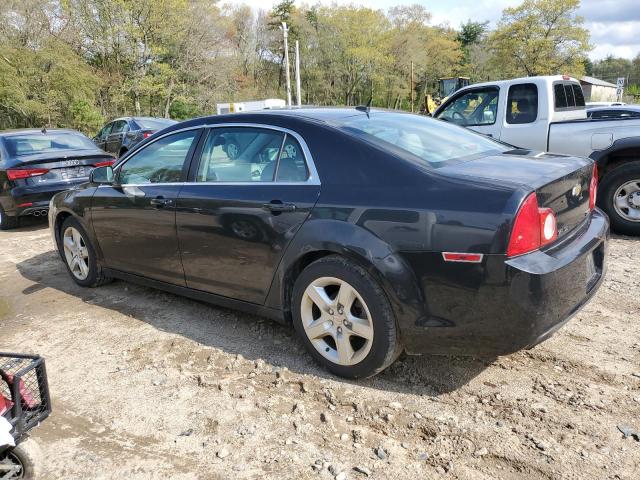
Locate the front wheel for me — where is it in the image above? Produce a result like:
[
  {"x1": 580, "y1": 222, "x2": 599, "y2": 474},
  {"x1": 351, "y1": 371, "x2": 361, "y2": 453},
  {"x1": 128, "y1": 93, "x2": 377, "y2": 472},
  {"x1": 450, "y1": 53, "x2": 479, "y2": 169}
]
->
[
  {"x1": 291, "y1": 255, "x2": 402, "y2": 379},
  {"x1": 58, "y1": 217, "x2": 111, "y2": 287},
  {"x1": 598, "y1": 162, "x2": 640, "y2": 236},
  {"x1": 0, "y1": 438, "x2": 43, "y2": 479}
]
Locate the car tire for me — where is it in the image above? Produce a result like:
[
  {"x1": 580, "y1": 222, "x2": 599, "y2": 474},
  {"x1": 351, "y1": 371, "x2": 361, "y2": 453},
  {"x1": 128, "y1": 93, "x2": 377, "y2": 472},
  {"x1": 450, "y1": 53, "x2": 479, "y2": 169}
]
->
[
  {"x1": 224, "y1": 140, "x2": 241, "y2": 160},
  {"x1": 1, "y1": 437, "x2": 43, "y2": 480},
  {"x1": 598, "y1": 162, "x2": 640, "y2": 235},
  {"x1": 58, "y1": 216, "x2": 112, "y2": 287},
  {"x1": 0, "y1": 204, "x2": 19, "y2": 230},
  {"x1": 291, "y1": 255, "x2": 402, "y2": 379}
]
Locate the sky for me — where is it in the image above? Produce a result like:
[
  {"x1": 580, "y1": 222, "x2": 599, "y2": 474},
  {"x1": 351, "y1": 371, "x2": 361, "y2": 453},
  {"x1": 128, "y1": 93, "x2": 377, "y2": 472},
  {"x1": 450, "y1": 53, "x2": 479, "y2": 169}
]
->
[{"x1": 237, "y1": 0, "x2": 640, "y2": 61}]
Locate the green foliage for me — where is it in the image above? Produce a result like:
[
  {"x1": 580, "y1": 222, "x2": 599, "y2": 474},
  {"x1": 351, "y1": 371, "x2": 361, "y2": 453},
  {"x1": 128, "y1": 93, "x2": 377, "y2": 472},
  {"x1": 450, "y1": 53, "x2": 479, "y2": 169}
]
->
[
  {"x1": 488, "y1": 0, "x2": 590, "y2": 78},
  {"x1": 0, "y1": 0, "x2": 599, "y2": 132}
]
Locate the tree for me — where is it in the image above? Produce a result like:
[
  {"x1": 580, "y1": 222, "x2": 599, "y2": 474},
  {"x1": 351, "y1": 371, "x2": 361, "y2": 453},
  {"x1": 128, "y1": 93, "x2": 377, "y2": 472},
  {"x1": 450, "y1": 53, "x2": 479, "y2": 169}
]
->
[{"x1": 488, "y1": 0, "x2": 591, "y2": 78}]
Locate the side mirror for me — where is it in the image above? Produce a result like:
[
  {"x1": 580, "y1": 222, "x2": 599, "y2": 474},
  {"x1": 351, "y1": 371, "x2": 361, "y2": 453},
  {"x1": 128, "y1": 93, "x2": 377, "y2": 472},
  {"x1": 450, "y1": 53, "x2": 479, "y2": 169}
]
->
[{"x1": 90, "y1": 166, "x2": 114, "y2": 184}]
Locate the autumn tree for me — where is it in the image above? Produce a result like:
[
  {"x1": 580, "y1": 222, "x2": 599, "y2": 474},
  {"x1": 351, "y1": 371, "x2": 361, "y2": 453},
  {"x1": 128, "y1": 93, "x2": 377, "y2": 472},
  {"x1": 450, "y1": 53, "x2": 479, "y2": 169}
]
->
[{"x1": 488, "y1": 0, "x2": 590, "y2": 78}]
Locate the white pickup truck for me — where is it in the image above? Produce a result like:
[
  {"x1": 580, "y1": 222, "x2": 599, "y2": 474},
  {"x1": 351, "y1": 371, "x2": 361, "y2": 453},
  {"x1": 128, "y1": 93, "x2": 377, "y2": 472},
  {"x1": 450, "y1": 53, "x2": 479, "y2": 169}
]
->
[{"x1": 433, "y1": 75, "x2": 640, "y2": 235}]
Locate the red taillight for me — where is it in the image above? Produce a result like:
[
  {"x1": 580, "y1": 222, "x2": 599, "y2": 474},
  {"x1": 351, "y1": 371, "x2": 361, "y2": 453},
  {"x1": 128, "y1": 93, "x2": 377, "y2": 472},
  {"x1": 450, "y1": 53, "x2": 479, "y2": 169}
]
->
[
  {"x1": 143, "y1": 132, "x2": 153, "y2": 139},
  {"x1": 94, "y1": 160, "x2": 115, "y2": 168},
  {"x1": 589, "y1": 163, "x2": 598, "y2": 210},
  {"x1": 7, "y1": 168, "x2": 49, "y2": 181},
  {"x1": 507, "y1": 193, "x2": 558, "y2": 257},
  {"x1": 442, "y1": 252, "x2": 484, "y2": 263}
]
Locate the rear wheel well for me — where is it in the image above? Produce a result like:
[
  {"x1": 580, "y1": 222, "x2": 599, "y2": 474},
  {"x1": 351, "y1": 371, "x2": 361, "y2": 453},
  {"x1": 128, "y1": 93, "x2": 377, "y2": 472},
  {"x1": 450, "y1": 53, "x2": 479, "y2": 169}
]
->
[
  {"x1": 54, "y1": 211, "x2": 73, "y2": 246},
  {"x1": 282, "y1": 250, "x2": 340, "y2": 324},
  {"x1": 599, "y1": 147, "x2": 640, "y2": 178}
]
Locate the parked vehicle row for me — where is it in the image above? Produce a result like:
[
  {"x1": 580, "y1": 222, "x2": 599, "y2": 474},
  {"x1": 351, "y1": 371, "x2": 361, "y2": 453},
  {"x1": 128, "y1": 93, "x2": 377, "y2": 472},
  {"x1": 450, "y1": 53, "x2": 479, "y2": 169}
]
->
[
  {"x1": 433, "y1": 75, "x2": 640, "y2": 235},
  {"x1": 93, "y1": 117, "x2": 177, "y2": 158},
  {"x1": 0, "y1": 129, "x2": 115, "y2": 230},
  {"x1": 48, "y1": 108, "x2": 608, "y2": 378}
]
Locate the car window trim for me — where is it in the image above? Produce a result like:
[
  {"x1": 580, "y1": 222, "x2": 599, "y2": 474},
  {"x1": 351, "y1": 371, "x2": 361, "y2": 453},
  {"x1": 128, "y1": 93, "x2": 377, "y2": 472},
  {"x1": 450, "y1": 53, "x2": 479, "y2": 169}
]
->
[
  {"x1": 113, "y1": 126, "x2": 204, "y2": 186},
  {"x1": 189, "y1": 123, "x2": 320, "y2": 186},
  {"x1": 109, "y1": 123, "x2": 320, "y2": 187},
  {"x1": 436, "y1": 86, "x2": 500, "y2": 127}
]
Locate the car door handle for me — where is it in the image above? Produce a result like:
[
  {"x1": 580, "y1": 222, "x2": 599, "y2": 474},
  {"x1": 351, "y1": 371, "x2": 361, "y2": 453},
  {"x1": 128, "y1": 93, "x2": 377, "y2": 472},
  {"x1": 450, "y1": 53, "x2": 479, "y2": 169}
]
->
[
  {"x1": 262, "y1": 201, "x2": 297, "y2": 213},
  {"x1": 150, "y1": 197, "x2": 173, "y2": 208}
]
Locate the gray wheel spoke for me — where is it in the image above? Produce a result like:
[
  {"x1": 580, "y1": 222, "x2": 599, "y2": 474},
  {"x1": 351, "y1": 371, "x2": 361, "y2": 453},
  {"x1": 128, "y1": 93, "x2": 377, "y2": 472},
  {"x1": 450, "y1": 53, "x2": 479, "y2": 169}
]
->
[
  {"x1": 337, "y1": 282, "x2": 356, "y2": 312},
  {"x1": 347, "y1": 315, "x2": 373, "y2": 340},
  {"x1": 614, "y1": 179, "x2": 640, "y2": 223},
  {"x1": 63, "y1": 226, "x2": 90, "y2": 280},
  {"x1": 336, "y1": 332, "x2": 355, "y2": 364},
  {"x1": 305, "y1": 285, "x2": 333, "y2": 312},
  {"x1": 616, "y1": 195, "x2": 629, "y2": 209},
  {"x1": 306, "y1": 317, "x2": 333, "y2": 340}
]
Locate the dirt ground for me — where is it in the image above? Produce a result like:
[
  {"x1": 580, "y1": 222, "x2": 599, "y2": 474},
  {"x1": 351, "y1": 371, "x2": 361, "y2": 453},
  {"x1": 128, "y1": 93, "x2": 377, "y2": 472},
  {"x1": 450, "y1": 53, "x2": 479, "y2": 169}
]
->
[{"x1": 1, "y1": 217, "x2": 639, "y2": 480}]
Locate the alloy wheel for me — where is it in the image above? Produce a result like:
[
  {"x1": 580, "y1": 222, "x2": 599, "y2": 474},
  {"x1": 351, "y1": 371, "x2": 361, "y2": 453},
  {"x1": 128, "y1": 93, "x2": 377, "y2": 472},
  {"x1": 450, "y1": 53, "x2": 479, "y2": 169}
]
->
[
  {"x1": 613, "y1": 179, "x2": 640, "y2": 222},
  {"x1": 0, "y1": 449, "x2": 24, "y2": 479},
  {"x1": 62, "y1": 227, "x2": 90, "y2": 280},
  {"x1": 300, "y1": 277, "x2": 374, "y2": 366}
]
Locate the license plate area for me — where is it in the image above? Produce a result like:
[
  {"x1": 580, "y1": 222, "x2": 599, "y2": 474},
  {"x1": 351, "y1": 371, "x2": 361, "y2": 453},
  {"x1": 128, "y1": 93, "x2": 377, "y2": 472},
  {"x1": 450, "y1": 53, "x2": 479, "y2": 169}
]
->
[{"x1": 59, "y1": 166, "x2": 89, "y2": 180}]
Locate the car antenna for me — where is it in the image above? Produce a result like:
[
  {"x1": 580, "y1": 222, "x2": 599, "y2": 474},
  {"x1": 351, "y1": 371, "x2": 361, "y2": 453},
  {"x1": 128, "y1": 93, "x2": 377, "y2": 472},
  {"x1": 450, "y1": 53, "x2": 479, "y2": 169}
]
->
[{"x1": 355, "y1": 96, "x2": 373, "y2": 117}]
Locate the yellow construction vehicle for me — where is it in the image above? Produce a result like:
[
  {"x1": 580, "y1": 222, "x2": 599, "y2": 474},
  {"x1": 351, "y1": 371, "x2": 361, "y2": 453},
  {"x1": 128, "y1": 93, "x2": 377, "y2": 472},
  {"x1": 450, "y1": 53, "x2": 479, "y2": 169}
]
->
[{"x1": 423, "y1": 77, "x2": 471, "y2": 115}]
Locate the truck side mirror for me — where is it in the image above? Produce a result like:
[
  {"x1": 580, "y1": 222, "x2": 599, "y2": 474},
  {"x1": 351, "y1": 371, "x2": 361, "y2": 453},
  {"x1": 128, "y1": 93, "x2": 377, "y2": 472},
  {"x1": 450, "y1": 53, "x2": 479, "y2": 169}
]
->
[{"x1": 90, "y1": 166, "x2": 114, "y2": 185}]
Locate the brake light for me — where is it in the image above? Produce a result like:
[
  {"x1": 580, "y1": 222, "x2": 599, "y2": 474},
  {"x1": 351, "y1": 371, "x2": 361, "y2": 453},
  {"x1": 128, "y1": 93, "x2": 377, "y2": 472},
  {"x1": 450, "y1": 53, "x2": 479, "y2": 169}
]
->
[
  {"x1": 94, "y1": 160, "x2": 115, "y2": 168},
  {"x1": 589, "y1": 163, "x2": 598, "y2": 210},
  {"x1": 143, "y1": 132, "x2": 153, "y2": 139},
  {"x1": 7, "y1": 168, "x2": 49, "y2": 181},
  {"x1": 507, "y1": 193, "x2": 558, "y2": 257}
]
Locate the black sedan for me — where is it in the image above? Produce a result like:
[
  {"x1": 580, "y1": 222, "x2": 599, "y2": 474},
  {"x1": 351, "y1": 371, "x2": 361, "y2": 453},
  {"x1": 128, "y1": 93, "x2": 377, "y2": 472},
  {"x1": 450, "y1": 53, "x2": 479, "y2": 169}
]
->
[
  {"x1": 0, "y1": 129, "x2": 114, "y2": 230},
  {"x1": 93, "y1": 117, "x2": 177, "y2": 157},
  {"x1": 49, "y1": 109, "x2": 608, "y2": 378}
]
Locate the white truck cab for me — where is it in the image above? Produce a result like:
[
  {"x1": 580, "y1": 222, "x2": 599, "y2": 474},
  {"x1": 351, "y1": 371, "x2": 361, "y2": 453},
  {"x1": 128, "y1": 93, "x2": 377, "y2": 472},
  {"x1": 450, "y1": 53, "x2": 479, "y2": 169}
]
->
[{"x1": 434, "y1": 75, "x2": 640, "y2": 236}]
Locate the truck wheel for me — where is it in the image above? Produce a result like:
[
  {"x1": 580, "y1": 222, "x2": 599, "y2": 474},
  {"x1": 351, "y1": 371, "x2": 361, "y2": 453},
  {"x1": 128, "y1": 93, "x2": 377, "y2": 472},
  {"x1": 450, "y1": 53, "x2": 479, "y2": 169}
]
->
[
  {"x1": 599, "y1": 162, "x2": 640, "y2": 235},
  {"x1": 0, "y1": 437, "x2": 43, "y2": 479},
  {"x1": 0, "y1": 205, "x2": 19, "y2": 230}
]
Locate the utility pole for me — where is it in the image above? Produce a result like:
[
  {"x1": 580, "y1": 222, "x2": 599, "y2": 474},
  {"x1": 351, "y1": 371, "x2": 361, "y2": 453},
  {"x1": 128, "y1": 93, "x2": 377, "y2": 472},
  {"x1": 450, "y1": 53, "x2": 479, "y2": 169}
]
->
[
  {"x1": 295, "y1": 40, "x2": 302, "y2": 107},
  {"x1": 410, "y1": 61, "x2": 414, "y2": 113},
  {"x1": 281, "y1": 22, "x2": 292, "y2": 108}
]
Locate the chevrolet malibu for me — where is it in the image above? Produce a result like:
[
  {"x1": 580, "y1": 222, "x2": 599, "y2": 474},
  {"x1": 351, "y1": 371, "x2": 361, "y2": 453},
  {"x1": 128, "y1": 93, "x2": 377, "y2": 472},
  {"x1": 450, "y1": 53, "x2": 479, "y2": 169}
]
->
[{"x1": 48, "y1": 109, "x2": 608, "y2": 378}]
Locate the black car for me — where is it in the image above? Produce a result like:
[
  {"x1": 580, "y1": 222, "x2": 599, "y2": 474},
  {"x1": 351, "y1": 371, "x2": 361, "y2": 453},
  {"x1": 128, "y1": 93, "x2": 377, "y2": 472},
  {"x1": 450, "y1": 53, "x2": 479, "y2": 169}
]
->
[
  {"x1": 587, "y1": 105, "x2": 640, "y2": 120},
  {"x1": 93, "y1": 117, "x2": 178, "y2": 157},
  {"x1": 49, "y1": 109, "x2": 608, "y2": 378},
  {"x1": 0, "y1": 129, "x2": 114, "y2": 230}
]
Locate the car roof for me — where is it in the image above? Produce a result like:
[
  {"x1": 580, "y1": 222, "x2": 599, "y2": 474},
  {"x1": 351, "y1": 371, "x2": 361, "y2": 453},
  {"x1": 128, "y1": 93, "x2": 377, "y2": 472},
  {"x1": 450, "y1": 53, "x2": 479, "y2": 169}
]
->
[{"x1": 0, "y1": 128, "x2": 84, "y2": 138}]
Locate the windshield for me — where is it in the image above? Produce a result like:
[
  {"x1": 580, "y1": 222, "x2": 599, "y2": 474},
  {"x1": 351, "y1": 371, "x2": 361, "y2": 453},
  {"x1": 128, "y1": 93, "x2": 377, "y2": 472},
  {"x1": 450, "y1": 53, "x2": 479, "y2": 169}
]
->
[
  {"x1": 337, "y1": 112, "x2": 508, "y2": 166},
  {"x1": 4, "y1": 132, "x2": 97, "y2": 157},
  {"x1": 134, "y1": 118, "x2": 177, "y2": 130}
]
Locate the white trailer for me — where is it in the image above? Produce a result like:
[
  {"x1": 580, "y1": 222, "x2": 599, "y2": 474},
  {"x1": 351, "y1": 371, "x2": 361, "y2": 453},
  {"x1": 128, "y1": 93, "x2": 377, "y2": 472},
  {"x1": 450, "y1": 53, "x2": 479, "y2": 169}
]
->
[{"x1": 216, "y1": 99, "x2": 286, "y2": 115}]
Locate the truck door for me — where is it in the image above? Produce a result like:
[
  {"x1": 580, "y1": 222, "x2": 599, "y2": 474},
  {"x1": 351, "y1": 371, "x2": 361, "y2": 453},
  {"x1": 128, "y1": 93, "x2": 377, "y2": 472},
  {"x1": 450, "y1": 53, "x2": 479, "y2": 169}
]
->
[
  {"x1": 497, "y1": 83, "x2": 547, "y2": 152},
  {"x1": 435, "y1": 86, "x2": 502, "y2": 140}
]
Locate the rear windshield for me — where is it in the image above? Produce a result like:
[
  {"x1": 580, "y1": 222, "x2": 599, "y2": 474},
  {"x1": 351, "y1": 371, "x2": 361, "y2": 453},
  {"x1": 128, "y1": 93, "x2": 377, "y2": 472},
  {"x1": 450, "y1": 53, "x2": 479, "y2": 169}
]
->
[
  {"x1": 336, "y1": 112, "x2": 508, "y2": 166},
  {"x1": 3, "y1": 132, "x2": 97, "y2": 157},
  {"x1": 554, "y1": 82, "x2": 586, "y2": 110},
  {"x1": 133, "y1": 118, "x2": 177, "y2": 130}
]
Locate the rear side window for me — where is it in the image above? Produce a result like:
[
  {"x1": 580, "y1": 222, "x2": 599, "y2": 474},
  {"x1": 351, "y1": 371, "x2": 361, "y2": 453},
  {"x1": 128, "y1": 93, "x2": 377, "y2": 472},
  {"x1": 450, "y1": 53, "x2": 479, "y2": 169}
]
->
[
  {"x1": 554, "y1": 82, "x2": 585, "y2": 111},
  {"x1": 195, "y1": 128, "x2": 309, "y2": 183},
  {"x1": 507, "y1": 83, "x2": 538, "y2": 124}
]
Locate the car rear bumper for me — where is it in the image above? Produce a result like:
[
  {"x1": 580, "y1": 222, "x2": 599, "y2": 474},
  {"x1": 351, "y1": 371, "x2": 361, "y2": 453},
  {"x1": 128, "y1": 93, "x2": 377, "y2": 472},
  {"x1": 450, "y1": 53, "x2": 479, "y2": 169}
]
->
[
  {"x1": 6, "y1": 180, "x2": 88, "y2": 216},
  {"x1": 401, "y1": 208, "x2": 609, "y2": 356}
]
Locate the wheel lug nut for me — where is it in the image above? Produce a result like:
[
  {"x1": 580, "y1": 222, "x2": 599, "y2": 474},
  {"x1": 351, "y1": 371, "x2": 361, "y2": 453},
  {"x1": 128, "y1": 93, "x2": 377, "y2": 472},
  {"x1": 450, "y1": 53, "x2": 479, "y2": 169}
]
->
[{"x1": 328, "y1": 309, "x2": 334, "y2": 315}]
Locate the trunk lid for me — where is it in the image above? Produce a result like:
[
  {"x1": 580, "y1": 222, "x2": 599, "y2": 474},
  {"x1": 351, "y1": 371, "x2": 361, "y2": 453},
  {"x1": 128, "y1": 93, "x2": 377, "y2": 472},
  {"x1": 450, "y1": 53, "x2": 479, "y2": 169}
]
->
[
  {"x1": 438, "y1": 150, "x2": 594, "y2": 238},
  {"x1": 10, "y1": 150, "x2": 114, "y2": 185}
]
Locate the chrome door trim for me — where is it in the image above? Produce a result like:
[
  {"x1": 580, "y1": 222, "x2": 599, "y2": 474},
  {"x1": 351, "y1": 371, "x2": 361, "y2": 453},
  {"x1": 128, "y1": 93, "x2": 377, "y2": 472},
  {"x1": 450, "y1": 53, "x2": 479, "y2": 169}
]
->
[{"x1": 113, "y1": 122, "x2": 321, "y2": 186}]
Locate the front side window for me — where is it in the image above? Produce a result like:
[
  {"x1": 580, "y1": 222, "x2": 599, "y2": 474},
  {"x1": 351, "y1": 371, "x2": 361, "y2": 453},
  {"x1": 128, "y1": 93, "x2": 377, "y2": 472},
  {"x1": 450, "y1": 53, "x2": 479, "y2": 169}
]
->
[
  {"x1": 195, "y1": 128, "x2": 309, "y2": 183},
  {"x1": 118, "y1": 130, "x2": 198, "y2": 184},
  {"x1": 338, "y1": 112, "x2": 508, "y2": 167},
  {"x1": 97, "y1": 123, "x2": 113, "y2": 140},
  {"x1": 507, "y1": 83, "x2": 538, "y2": 124},
  {"x1": 437, "y1": 88, "x2": 499, "y2": 127},
  {"x1": 111, "y1": 120, "x2": 128, "y2": 134}
]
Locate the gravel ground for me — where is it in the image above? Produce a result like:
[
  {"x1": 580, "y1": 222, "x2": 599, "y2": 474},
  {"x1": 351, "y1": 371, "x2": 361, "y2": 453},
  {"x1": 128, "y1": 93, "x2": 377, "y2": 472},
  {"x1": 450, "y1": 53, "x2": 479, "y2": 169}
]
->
[{"x1": 1, "y1": 217, "x2": 639, "y2": 479}]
